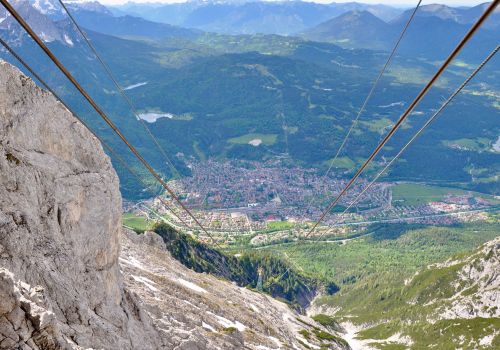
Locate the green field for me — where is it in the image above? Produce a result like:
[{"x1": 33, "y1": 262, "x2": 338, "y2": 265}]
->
[
  {"x1": 391, "y1": 183, "x2": 500, "y2": 206},
  {"x1": 228, "y1": 133, "x2": 278, "y2": 145},
  {"x1": 192, "y1": 141, "x2": 207, "y2": 161},
  {"x1": 391, "y1": 183, "x2": 468, "y2": 206},
  {"x1": 443, "y1": 137, "x2": 491, "y2": 152},
  {"x1": 360, "y1": 117, "x2": 393, "y2": 133},
  {"x1": 123, "y1": 213, "x2": 153, "y2": 233},
  {"x1": 325, "y1": 156, "x2": 355, "y2": 169},
  {"x1": 387, "y1": 65, "x2": 449, "y2": 87},
  {"x1": 267, "y1": 220, "x2": 295, "y2": 231}
]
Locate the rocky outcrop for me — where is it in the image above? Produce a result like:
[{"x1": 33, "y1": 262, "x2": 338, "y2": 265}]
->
[
  {"x1": 0, "y1": 61, "x2": 161, "y2": 349},
  {"x1": 431, "y1": 236, "x2": 500, "y2": 320},
  {"x1": 0, "y1": 60, "x2": 349, "y2": 349},
  {"x1": 121, "y1": 228, "x2": 349, "y2": 350}
]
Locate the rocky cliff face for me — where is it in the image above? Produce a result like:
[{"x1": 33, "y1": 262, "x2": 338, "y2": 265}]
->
[
  {"x1": 0, "y1": 60, "x2": 161, "y2": 349},
  {"x1": 309, "y1": 235, "x2": 500, "y2": 349},
  {"x1": 0, "y1": 61, "x2": 349, "y2": 349}
]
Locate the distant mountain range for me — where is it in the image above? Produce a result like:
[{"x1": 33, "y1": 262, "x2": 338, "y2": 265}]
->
[
  {"x1": 111, "y1": 0, "x2": 404, "y2": 34},
  {"x1": 0, "y1": 0, "x2": 200, "y2": 44},
  {"x1": 6, "y1": 0, "x2": 497, "y2": 56},
  {"x1": 301, "y1": 3, "x2": 499, "y2": 58},
  {"x1": 64, "y1": 5, "x2": 201, "y2": 40},
  {"x1": 111, "y1": 1, "x2": 500, "y2": 36},
  {"x1": 108, "y1": 1, "x2": 499, "y2": 60},
  {"x1": 409, "y1": 2, "x2": 500, "y2": 30}
]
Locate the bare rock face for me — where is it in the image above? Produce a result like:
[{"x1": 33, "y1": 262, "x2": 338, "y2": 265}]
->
[
  {"x1": 120, "y1": 229, "x2": 350, "y2": 350},
  {"x1": 0, "y1": 61, "x2": 160, "y2": 349},
  {"x1": 435, "y1": 236, "x2": 500, "y2": 320}
]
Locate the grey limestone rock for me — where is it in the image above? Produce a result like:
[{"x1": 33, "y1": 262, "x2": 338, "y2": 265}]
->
[{"x1": 0, "y1": 61, "x2": 161, "y2": 349}]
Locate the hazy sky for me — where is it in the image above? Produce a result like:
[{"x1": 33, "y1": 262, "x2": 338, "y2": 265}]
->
[{"x1": 98, "y1": 0, "x2": 491, "y2": 7}]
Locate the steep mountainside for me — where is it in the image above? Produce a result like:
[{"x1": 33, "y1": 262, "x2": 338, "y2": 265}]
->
[
  {"x1": 407, "y1": 236, "x2": 499, "y2": 321},
  {"x1": 310, "y1": 235, "x2": 500, "y2": 349},
  {"x1": 0, "y1": 0, "x2": 79, "y2": 45},
  {"x1": 154, "y1": 223, "x2": 339, "y2": 311},
  {"x1": 0, "y1": 60, "x2": 349, "y2": 349},
  {"x1": 122, "y1": 229, "x2": 349, "y2": 350}
]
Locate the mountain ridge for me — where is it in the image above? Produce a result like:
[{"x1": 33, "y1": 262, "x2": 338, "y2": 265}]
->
[
  {"x1": 300, "y1": 10, "x2": 392, "y2": 50},
  {"x1": 111, "y1": 0, "x2": 404, "y2": 34},
  {"x1": 301, "y1": 4, "x2": 499, "y2": 58}
]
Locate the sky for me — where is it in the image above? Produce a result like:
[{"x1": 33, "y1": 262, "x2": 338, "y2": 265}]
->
[{"x1": 98, "y1": 0, "x2": 491, "y2": 7}]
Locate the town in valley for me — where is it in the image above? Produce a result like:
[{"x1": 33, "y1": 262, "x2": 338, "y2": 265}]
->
[{"x1": 124, "y1": 159, "x2": 499, "y2": 247}]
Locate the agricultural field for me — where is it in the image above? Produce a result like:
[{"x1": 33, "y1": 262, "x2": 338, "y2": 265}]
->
[
  {"x1": 324, "y1": 156, "x2": 355, "y2": 169},
  {"x1": 391, "y1": 183, "x2": 468, "y2": 206},
  {"x1": 443, "y1": 137, "x2": 492, "y2": 152},
  {"x1": 391, "y1": 183, "x2": 500, "y2": 207},
  {"x1": 122, "y1": 213, "x2": 154, "y2": 233},
  {"x1": 386, "y1": 65, "x2": 449, "y2": 88},
  {"x1": 228, "y1": 133, "x2": 278, "y2": 146},
  {"x1": 360, "y1": 117, "x2": 394, "y2": 134},
  {"x1": 266, "y1": 220, "x2": 295, "y2": 232}
]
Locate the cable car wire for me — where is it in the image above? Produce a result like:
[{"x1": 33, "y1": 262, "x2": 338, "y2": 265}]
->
[
  {"x1": 0, "y1": 35, "x2": 191, "y2": 231},
  {"x1": 267, "y1": 43, "x2": 500, "y2": 289},
  {"x1": 309, "y1": 43, "x2": 500, "y2": 243},
  {"x1": 323, "y1": 0, "x2": 423, "y2": 179},
  {"x1": 1, "y1": 30, "x2": 231, "y2": 280},
  {"x1": 56, "y1": 0, "x2": 247, "y2": 235}
]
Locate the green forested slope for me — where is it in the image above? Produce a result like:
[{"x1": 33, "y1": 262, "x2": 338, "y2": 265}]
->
[{"x1": 262, "y1": 220, "x2": 500, "y2": 349}]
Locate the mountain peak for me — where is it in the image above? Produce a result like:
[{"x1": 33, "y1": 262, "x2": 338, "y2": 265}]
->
[
  {"x1": 301, "y1": 9, "x2": 390, "y2": 50},
  {"x1": 337, "y1": 9, "x2": 387, "y2": 22},
  {"x1": 416, "y1": 3, "x2": 458, "y2": 19},
  {"x1": 0, "y1": 0, "x2": 77, "y2": 45}
]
